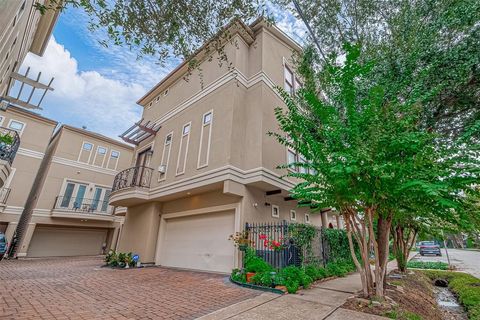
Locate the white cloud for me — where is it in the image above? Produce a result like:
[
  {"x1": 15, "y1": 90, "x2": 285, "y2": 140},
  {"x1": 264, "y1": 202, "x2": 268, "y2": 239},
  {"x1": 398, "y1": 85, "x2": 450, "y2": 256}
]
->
[{"x1": 18, "y1": 36, "x2": 146, "y2": 139}]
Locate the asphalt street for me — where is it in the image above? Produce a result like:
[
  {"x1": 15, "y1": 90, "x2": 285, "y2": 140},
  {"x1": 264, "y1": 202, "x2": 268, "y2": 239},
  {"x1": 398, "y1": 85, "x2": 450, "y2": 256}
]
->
[{"x1": 411, "y1": 248, "x2": 480, "y2": 278}]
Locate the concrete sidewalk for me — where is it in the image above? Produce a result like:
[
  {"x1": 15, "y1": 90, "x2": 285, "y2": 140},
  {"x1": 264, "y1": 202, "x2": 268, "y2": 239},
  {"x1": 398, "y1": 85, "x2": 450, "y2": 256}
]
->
[
  {"x1": 197, "y1": 272, "x2": 388, "y2": 320},
  {"x1": 197, "y1": 257, "x2": 416, "y2": 320}
]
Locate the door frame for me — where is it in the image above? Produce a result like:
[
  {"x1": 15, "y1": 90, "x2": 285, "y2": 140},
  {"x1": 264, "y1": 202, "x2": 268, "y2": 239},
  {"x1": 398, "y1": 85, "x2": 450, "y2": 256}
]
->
[{"x1": 154, "y1": 202, "x2": 241, "y2": 270}]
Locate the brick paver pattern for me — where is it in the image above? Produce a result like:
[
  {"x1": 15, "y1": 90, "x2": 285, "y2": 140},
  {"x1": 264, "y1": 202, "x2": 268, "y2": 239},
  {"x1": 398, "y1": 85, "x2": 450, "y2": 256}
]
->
[{"x1": 0, "y1": 257, "x2": 259, "y2": 320}]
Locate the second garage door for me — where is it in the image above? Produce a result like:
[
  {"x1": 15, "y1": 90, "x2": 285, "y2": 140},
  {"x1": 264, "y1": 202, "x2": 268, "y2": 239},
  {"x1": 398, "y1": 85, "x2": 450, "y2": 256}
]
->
[
  {"x1": 160, "y1": 210, "x2": 235, "y2": 273},
  {"x1": 27, "y1": 226, "x2": 108, "y2": 257}
]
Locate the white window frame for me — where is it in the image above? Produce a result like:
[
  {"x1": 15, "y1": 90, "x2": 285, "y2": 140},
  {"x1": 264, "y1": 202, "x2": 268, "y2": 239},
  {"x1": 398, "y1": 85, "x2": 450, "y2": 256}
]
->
[
  {"x1": 176, "y1": 122, "x2": 191, "y2": 176},
  {"x1": 203, "y1": 111, "x2": 212, "y2": 125},
  {"x1": 158, "y1": 131, "x2": 174, "y2": 182},
  {"x1": 305, "y1": 213, "x2": 311, "y2": 224},
  {"x1": 78, "y1": 141, "x2": 94, "y2": 163},
  {"x1": 290, "y1": 210, "x2": 296, "y2": 221},
  {"x1": 197, "y1": 110, "x2": 213, "y2": 169},
  {"x1": 97, "y1": 146, "x2": 107, "y2": 155},
  {"x1": 92, "y1": 146, "x2": 108, "y2": 167},
  {"x1": 0, "y1": 116, "x2": 5, "y2": 126},
  {"x1": 106, "y1": 150, "x2": 120, "y2": 170},
  {"x1": 287, "y1": 147, "x2": 298, "y2": 172},
  {"x1": 271, "y1": 205, "x2": 280, "y2": 218},
  {"x1": 7, "y1": 119, "x2": 26, "y2": 135},
  {"x1": 283, "y1": 59, "x2": 302, "y2": 95},
  {"x1": 182, "y1": 123, "x2": 191, "y2": 136}
]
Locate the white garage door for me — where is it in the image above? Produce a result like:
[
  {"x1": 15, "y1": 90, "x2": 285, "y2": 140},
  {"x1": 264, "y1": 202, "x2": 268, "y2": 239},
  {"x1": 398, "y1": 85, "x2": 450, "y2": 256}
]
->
[
  {"x1": 27, "y1": 227, "x2": 108, "y2": 257},
  {"x1": 160, "y1": 210, "x2": 235, "y2": 273}
]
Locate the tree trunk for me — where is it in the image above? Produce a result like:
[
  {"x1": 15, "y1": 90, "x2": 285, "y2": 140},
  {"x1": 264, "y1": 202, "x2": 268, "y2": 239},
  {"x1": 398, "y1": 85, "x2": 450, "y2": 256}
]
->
[{"x1": 377, "y1": 215, "x2": 392, "y2": 287}]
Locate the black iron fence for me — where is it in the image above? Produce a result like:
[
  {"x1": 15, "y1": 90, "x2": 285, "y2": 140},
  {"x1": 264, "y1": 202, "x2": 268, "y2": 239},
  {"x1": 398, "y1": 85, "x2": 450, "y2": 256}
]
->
[
  {"x1": 112, "y1": 166, "x2": 153, "y2": 192},
  {"x1": 53, "y1": 196, "x2": 112, "y2": 214},
  {"x1": 244, "y1": 221, "x2": 327, "y2": 269},
  {"x1": 0, "y1": 127, "x2": 20, "y2": 165}
]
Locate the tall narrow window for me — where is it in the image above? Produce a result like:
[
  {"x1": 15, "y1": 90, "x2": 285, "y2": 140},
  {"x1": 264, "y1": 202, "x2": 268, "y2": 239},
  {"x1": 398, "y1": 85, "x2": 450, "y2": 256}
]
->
[
  {"x1": 284, "y1": 65, "x2": 301, "y2": 94},
  {"x1": 78, "y1": 141, "x2": 93, "y2": 163},
  {"x1": 93, "y1": 146, "x2": 107, "y2": 167},
  {"x1": 198, "y1": 110, "x2": 213, "y2": 169},
  {"x1": 159, "y1": 132, "x2": 173, "y2": 181},
  {"x1": 176, "y1": 123, "x2": 191, "y2": 175},
  {"x1": 107, "y1": 150, "x2": 120, "y2": 170}
]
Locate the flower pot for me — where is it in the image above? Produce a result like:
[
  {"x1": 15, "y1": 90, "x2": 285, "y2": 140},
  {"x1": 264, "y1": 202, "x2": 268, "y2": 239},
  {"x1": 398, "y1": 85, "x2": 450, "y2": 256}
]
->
[
  {"x1": 238, "y1": 244, "x2": 248, "y2": 251},
  {"x1": 275, "y1": 285, "x2": 287, "y2": 293},
  {"x1": 246, "y1": 272, "x2": 256, "y2": 283}
]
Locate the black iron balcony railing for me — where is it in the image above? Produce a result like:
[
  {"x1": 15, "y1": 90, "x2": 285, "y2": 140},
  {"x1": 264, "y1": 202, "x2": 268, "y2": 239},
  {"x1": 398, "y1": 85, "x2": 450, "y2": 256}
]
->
[
  {"x1": 0, "y1": 187, "x2": 11, "y2": 204},
  {"x1": 112, "y1": 165, "x2": 153, "y2": 192},
  {"x1": 53, "y1": 196, "x2": 113, "y2": 215},
  {"x1": 0, "y1": 127, "x2": 20, "y2": 165}
]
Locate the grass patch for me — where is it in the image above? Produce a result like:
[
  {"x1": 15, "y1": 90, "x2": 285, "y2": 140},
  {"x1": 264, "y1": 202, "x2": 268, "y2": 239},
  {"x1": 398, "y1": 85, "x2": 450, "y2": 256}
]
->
[
  {"x1": 407, "y1": 261, "x2": 449, "y2": 270},
  {"x1": 423, "y1": 270, "x2": 480, "y2": 319},
  {"x1": 385, "y1": 310, "x2": 423, "y2": 320}
]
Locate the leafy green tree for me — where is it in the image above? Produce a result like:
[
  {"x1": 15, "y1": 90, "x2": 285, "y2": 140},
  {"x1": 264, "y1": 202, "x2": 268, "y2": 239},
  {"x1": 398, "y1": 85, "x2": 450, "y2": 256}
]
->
[{"x1": 270, "y1": 44, "x2": 479, "y2": 298}]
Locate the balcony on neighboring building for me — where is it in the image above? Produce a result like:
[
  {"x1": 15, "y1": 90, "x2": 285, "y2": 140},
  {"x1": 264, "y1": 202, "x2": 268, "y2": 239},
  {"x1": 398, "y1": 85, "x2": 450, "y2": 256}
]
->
[
  {"x1": 0, "y1": 127, "x2": 20, "y2": 188},
  {"x1": 0, "y1": 187, "x2": 11, "y2": 209},
  {"x1": 110, "y1": 166, "x2": 153, "y2": 207},
  {"x1": 51, "y1": 195, "x2": 115, "y2": 221}
]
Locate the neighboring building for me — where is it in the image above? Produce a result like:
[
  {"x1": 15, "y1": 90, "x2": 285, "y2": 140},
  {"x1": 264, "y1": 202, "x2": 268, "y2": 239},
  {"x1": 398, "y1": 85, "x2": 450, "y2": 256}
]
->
[
  {"x1": 0, "y1": 0, "x2": 59, "y2": 101},
  {"x1": 0, "y1": 106, "x2": 134, "y2": 257},
  {"x1": 0, "y1": 0, "x2": 59, "y2": 187},
  {"x1": 110, "y1": 19, "x2": 340, "y2": 273}
]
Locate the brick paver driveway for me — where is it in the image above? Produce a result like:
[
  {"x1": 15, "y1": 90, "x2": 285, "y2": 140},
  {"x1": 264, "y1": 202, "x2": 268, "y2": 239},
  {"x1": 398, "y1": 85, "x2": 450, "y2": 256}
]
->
[{"x1": 0, "y1": 256, "x2": 259, "y2": 320}]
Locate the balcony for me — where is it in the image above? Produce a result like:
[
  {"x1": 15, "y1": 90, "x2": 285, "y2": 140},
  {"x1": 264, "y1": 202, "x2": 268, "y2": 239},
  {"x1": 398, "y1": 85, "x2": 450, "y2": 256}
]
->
[
  {"x1": 0, "y1": 127, "x2": 20, "y2": 165},
  {"x1": 0, "y1": 188, "x2": 10, "y2": 209},
  {"x1": 110, "y1": 166, "x2": 153, "y2": 206},
  {"x1": 51, "y1": 196, "x2": 115, "y2": 221}
]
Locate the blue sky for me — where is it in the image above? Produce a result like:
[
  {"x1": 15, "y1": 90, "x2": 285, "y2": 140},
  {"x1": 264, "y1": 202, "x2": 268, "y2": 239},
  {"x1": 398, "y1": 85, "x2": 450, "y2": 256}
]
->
[{"x1": 19, "y1": 5, "x2": 306, "y2": 139}]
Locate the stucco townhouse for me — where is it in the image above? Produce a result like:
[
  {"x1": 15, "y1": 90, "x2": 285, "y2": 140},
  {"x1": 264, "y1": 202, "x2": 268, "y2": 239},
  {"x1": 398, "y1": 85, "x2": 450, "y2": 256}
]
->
[
  {"x1": 0, "y1": 106, "x2": 134, "y2": 257},
  {"x1": 110, "y1": 19, "x2": 343, "y2": 274}
]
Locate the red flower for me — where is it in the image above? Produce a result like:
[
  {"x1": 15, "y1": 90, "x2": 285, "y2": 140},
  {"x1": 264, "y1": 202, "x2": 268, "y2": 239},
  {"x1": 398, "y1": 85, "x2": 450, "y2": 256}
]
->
[{"x1": 259, "y1": 234, "x2": 267, "y2": 240}]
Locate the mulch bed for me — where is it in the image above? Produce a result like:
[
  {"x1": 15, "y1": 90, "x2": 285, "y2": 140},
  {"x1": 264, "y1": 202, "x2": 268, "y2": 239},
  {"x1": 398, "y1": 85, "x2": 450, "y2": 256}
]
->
[{"x1": 342, "y1": 270, "x2": 447, "y2": 320}]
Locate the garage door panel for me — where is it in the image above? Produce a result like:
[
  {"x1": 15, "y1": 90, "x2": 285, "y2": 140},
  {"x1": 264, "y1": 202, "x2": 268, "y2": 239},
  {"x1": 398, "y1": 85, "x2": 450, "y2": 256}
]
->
[
  {"x1": 28, "y1": 227, "x2": 107, "y2": 257},
  {"x1": 161, "y1": 211, "x2": 235, "y2": 273}
]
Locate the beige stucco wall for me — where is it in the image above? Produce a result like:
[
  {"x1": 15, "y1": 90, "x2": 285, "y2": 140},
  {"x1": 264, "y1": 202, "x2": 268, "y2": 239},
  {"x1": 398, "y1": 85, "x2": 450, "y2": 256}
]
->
[{"x1": 118, "y1": 202, "x2": 161, "y2": 263}]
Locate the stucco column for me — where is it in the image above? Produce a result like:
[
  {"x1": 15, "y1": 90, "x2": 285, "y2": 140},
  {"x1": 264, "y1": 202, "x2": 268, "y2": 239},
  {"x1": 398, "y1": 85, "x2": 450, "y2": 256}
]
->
[
  {"x1": 110, "y1": 227, "x2": 120, "y2": 251},
  {"x1": 4, "y1": 222, "x2": 17, "y2": 243},
  {"x1": 118, "y1": 203, "x2": 160, "y2": 263},
  {"x1": 17, "y1": 223, "x2": 36, "y2": 257},
  {"x1": 320, "y1": 211, "x2": 329, "y2": 228}
]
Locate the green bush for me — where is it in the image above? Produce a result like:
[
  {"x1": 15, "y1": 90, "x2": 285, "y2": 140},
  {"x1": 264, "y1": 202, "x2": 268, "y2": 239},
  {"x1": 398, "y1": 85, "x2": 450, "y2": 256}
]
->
[
  {"x1": 231, "y1": 268, "x2": 246, "y2": 283},
  {"x1": 105, "y1": 250, "x2": 135, "y2": 268},
  {"x1": 407, "y1": 261, "x2": 449, "y2": 270},
  {"x1": 423, "y1": 270, "x2": 480, "y2": 319},
  {"x1": 244, "y1": 248, "x2": 273, "y2": 273},
  {"x1": 251, "y1": 272, "x2": 276, "y2": 287},
  {"x1": 277, "y1": 266, "x2": 313, "y2": 292}
]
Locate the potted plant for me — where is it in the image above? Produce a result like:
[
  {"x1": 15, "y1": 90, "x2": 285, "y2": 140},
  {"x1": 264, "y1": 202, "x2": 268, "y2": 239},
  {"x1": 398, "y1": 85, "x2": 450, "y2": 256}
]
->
[{"x1": 228, "y1": 231, "x2": 252, "y2": 251}]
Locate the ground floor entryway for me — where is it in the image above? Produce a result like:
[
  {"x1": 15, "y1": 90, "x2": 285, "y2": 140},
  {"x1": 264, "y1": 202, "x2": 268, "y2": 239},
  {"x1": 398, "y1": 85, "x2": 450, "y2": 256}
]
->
[{"x1": 0, "y1": 256, "x2": 259, "y2": 319}]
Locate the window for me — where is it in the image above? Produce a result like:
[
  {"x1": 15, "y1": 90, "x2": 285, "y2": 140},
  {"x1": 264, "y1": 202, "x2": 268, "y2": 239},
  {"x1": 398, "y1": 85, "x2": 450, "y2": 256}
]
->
[
  {"x1": 287, "y1": 149, "x2": 297, "y2": 169},
  {"x1": 111, "y1": 151, "x2": 119, "y2": 158},
  {"x1": 82, "y1": 142, "x2": 92, "y2": 151},
  {"x1": 272, "y1": 205, "x2": 280, "y2": 218},
  {"x1": 8, "y1": 120, "x2": 24, "y2": 132},
  {"x1": 290, "y1": 210, "x2": 296, "y2": 221},
  {"x1": 305, "y1": 214, "x2": 311, "y2": 224},
  {"x1": 97, "y1": 147, "x2": 106, "y2": 155},
  {"x1": 203, "y1": 112, "x2": 212, "y2": 125},
  {"x1": 165, "y1": 133, "x2": 172, "y2": 145},
  {"x1": 284, "y1": 65, "x2": 301, "y2": 94},
  {"x1": 299, "y1": 156, "x2": 308, "y2": 174},
  {"x1": 182, "y1": 123, "x2": 191, "y2": 135}
]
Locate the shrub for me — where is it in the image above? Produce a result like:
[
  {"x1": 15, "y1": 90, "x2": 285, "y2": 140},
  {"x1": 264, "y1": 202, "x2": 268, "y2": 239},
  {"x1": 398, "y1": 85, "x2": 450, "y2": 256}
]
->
[
  {"x1": 423, "y1": 270, "x2": 480, "y2": 319},
  {"x1": 407, "y1": 261, "x2": 449, "y2": 270},
  {"x1": 277, "y1": 266, "x2": 313, "y2": 292},
  {"x1": 105, "y1": 250, "x2": 135, "y2": 268},
  {"x1": 251, "y1": 272, "x2": 276, "y2": 287},
  {"x1": 231, "y1": 268, "x2": 246, "y2": 283},
  {"x1": 244, "y1": 248, "x2": 273, "y2": 273}
]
